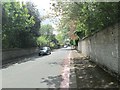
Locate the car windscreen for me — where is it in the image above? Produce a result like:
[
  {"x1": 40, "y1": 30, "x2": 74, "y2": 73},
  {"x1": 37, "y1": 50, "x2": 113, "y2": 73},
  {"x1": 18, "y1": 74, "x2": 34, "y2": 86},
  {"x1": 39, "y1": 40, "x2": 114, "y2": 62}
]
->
[{"x1": 40, "y1": 47, "x2": 48, "y2": 50}]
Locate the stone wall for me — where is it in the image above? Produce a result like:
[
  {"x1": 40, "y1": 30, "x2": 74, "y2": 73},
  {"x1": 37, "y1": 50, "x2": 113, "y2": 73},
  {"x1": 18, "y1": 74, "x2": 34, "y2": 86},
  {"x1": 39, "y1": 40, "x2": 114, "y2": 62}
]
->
[
  {"x1": 78, "y1": 23, "x2": 119, "y2": 74},
  {"x1": 2, "y1": 48, "x2": 39, "y2": 63}
]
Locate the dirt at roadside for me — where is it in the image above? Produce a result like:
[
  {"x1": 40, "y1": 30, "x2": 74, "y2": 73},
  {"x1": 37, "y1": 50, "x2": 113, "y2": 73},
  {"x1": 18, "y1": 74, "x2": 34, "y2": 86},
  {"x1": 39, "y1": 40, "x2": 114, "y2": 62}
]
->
[{"x1": 71, "y1": 50, "x2": 119, "y2": 89}]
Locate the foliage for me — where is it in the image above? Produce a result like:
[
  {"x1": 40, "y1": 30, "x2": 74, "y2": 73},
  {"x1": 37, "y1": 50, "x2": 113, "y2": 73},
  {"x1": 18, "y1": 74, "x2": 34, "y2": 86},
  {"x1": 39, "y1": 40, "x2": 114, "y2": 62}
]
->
[
  {"x1": 55, "y1": 33, "x2": 63, "y2": 44},
  {"x1": 37, "y1": 24, "x2": 58, "y2": 48},
  {"x1": 51, "y1": 2, "x2": 119, "y2": 39},
  {"x1": 55, "y1": 31, "x2": 68, "y2": 45},
  {"x1": 2, "y1": 2, "x2": 41, "y2": 48},
  {"x1": 37, "y1": 36, "x2": 48, "y2": 46},
  {"x1": 26, "y1": 2, "x2": 41, "y2": 36},
  {"x1": 40, "y1": 24, "x2": 53, "y2": 36},
  {"x1": 70, "y1": 40, "x2": 75, "y2": 45},
  {"x1": 55, "y1": 23, "x2": 70, "y2": 45}
]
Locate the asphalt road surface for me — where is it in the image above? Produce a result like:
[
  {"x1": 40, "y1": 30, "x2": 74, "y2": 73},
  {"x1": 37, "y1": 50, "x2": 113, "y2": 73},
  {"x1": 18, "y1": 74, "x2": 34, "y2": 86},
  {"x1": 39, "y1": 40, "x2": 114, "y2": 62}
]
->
[{"x1": 2, "y1": 47, "x2": 73, "y2": 88}]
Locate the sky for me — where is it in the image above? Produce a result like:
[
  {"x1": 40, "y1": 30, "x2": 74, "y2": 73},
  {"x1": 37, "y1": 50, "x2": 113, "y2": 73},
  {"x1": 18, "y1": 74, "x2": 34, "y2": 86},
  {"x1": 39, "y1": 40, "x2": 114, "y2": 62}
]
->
[
  {"x1": 17, "y1": 0, "x2": 52, "y2": 23},
  {"x1": 17, "y1": 0, "x2": 59, "y2": 35}
]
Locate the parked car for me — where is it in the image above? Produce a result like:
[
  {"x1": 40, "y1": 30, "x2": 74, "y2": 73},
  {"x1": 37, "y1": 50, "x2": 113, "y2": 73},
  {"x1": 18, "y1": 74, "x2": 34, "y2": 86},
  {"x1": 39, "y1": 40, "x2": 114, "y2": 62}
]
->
[
  {"x1": 39, "y1": 47, "x2": 51, "y2": 56},
  {"x1": 64, "y1": 45, "x2": 68, "y2": 48}
]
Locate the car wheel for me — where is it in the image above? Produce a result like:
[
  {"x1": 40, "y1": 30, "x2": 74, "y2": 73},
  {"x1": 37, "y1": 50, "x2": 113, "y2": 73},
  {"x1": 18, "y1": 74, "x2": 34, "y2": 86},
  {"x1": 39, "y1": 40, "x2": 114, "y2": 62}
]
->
[
  {"x1": 47, "y1": 52, "x2": 51, "y2": 55},
  {"x1": 39, "y1": 53, "x2": 41, "y2": 56}
]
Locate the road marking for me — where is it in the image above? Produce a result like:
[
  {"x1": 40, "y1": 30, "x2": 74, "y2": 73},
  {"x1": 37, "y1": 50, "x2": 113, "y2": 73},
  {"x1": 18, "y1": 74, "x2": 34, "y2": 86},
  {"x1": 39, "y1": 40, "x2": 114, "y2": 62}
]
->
[{"x1": 60, "y1": 51, "x2": 71, "y2": 88}]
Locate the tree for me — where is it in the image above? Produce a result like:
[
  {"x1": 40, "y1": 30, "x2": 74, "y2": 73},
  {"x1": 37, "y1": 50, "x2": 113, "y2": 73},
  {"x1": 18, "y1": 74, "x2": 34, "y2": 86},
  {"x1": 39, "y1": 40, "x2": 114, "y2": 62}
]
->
[
  {"x1": 40, "y1": 24, "x2": 53, "y2": 37},
  {"x1": 26, "y1": 2, "x2": 41, "y2": 36},
  {"x1": 2, "y1": 2, "x2": 41, "y2": 48},
  {"x1": 37, "y1": 36, "x2": 48, "y2": 47},
  {"x1": 51, "y1": 2, "x2": 119, "y2": 39},
  {"x1": 37, "y1": 24, "x2": 58, "y2": 48},
  {"x1": 55, "y1": 33, "x2": 64, "y2": 45}
]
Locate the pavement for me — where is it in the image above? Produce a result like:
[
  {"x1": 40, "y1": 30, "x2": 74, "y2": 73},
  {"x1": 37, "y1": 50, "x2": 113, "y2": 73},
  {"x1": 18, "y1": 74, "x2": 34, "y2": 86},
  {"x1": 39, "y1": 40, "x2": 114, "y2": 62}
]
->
[{"x1": 70, "y1": 49, "x2": 119, "y2": 89}]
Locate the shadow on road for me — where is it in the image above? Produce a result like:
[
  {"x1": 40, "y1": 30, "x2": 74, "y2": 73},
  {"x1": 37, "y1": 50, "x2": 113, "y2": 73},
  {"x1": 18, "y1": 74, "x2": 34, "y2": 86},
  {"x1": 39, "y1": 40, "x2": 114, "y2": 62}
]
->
[
  {"x1": 73, "y1": 57, "x2": 119, "y2": 88},
  {"x1": 40, "y1": 75, "x2": 63, "y2": 88},
  {"x1": 2, "y1": 54, "x2": 49, "y2": 69},
  {"x1": 2, "y1": 88, "x2": 62, "y2": 90},
  {"x1": 2, "y1": 48, "x2": 63, "y2": 69},
  {"x1": 48, "y1": 62, "x2": 63, "y2": 66},
  {"x1": 62, "y1": 48, "x2": 76, "y2": 51}
]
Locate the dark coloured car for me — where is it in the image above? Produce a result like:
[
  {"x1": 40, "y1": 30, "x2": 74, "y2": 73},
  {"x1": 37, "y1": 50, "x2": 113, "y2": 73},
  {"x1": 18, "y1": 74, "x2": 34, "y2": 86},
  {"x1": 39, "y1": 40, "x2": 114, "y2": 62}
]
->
[{"x1": 39, "y1": 47, "x2": 51, "y2": 56}]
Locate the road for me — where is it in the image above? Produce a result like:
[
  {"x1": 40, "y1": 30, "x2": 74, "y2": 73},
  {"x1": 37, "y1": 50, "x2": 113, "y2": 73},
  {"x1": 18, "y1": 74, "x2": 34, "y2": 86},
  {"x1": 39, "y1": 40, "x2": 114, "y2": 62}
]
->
[{"x1": 2, "y1": 47, "x2": 75, "y2": 88}]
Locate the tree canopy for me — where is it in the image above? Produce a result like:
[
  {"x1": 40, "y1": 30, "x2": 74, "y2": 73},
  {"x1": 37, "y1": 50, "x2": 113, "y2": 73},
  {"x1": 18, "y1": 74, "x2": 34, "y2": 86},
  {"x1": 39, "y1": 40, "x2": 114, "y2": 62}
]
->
[
  {"x1": 37, "y1": 24, "x2": 59, "y2": 48},
  {"x1": 2, "y1": 2, "x2": 41, "y2": 48},
  {"x1": 51, "y1": 2, "x2": 119, "y2": 39}
]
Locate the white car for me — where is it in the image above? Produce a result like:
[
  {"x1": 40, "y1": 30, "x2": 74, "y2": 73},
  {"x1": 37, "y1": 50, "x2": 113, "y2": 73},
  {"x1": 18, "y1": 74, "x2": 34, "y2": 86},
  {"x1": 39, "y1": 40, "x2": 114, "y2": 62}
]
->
[
  {"x1": 64, "y1": 45, "x2": 68, "y2": 48},
  {"x1": 39, "y1": 47, "x2": 51, "y2": 56}
]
